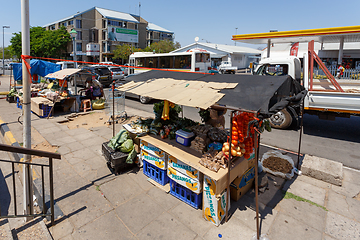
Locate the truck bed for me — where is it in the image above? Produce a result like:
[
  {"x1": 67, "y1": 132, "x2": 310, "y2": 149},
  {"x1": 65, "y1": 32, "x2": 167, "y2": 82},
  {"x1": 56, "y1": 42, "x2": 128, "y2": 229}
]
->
[{"x1": 305, "y1": 79, "x2": 360, "y2": 113}]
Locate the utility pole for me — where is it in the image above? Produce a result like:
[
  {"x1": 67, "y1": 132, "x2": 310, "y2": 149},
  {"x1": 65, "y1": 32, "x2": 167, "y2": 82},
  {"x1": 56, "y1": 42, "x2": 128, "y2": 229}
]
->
[
  {"x1": 235, "y1": 28, "x2": 238, "y2": 46},
  {"x1": 21, "y1": 0, "x2": 33, "y2": 221}
]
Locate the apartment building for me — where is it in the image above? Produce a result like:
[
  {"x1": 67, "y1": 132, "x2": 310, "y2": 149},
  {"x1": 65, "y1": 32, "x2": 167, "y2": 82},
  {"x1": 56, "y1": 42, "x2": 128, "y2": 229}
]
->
[{"x1": 43, "y1": 7, "x2": 174, "y2": 63}]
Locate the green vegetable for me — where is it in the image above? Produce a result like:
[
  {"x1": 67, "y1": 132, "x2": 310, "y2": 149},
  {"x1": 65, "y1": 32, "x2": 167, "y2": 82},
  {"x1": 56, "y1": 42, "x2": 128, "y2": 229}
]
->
[
  {"x1": 120, "y1": 139, "x2": 134, "y2": 153},
  {"x1": 199, "y1": 109, "x2": 210, "y2": 123},
  {"x1": 264, "y1": 119, "x2": 272, "y2": 132},
  {"x1": 108, "y1": 129, "x2": 129, "y2": 150}
]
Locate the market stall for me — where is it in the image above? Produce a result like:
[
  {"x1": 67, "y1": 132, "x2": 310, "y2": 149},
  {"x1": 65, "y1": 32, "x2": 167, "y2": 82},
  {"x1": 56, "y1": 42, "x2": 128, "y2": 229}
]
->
[
  {"x1": 106, "y1": 70, "x2": 305, "y2": 236},
  {"x1": 13, "y1": 68, "x2": 105, "y2": 118}
]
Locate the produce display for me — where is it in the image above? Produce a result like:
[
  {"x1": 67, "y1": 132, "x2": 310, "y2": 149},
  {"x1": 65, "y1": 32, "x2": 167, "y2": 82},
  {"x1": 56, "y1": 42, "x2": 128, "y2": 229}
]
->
[
  {"x1": 199, "y1": 149, "x2": 228, "y2": 172},
  {"x1": 130, "y1": 118, "x2": 152, "y2": 134},
  {"x1": 190, "y1": 134, "x2": 209, "y2": 153}
]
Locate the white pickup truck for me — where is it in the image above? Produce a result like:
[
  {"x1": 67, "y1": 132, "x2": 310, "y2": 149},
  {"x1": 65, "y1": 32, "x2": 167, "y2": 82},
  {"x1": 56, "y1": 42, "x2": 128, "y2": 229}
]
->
[
  {"x1": 254, "y1": 50, "x2": 360, "y2": 129},
  {"x1": 217, "y1": 61, "x2": 237, "y2": 74}
]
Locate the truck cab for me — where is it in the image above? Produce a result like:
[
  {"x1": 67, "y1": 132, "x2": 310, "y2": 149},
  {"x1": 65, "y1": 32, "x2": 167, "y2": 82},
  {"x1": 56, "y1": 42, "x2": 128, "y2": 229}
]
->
[
  {"x1": 254, "y1": 56, "x2": 302, "y2": 129},
  {"x1": 254, "y1": 56, "x2": 302, "y2": 82}
]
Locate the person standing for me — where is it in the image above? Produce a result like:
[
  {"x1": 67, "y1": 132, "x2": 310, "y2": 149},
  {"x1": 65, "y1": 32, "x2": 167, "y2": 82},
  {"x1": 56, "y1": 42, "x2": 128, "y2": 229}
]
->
[{"x1": 336, "y1": 64, "x2": 345, "y2": 78}]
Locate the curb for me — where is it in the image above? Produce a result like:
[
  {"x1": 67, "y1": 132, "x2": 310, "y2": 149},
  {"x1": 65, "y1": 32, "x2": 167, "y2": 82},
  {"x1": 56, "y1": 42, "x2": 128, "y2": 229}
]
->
[{"x1": 0, "y1": 117, "x2": 63, "y2": 221}]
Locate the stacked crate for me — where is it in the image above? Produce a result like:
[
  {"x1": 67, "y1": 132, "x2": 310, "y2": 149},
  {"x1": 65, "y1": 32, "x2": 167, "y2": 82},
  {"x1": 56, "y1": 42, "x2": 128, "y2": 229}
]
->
[
  {"x1": 167, "y1": 155, "x2": 203, "y2": 209},
  {"x1": 140, "y1": 140, "x2": 169, "y2": 185}
]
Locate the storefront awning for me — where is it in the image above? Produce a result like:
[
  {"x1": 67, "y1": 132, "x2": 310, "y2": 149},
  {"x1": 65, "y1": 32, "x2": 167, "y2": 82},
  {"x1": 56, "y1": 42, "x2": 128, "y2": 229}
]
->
[{"x1": 45, "y1": 68, "x2": 81, "y2": 80}]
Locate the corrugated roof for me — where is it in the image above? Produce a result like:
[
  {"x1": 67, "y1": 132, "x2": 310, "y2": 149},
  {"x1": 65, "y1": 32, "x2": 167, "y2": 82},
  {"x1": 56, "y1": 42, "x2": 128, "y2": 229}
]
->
[
  {"x1": 172, "y1": 42, "x2": 261, "y2": 55},
  {"x1": 43, "y1": 7, "x2": 139, "y2": 27},
  {"x1": 147, "y1": 23, "x2": 173, "y2": 34},
  {"x1": 96, "y1": 7, "x2": 139, "y2": 23}
]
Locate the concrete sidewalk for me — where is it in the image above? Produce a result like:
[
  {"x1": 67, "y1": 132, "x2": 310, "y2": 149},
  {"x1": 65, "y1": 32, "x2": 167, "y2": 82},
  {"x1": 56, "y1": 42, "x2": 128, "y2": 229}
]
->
[{"x1": 0, "y1": 87, "x2": 359, "y2": 238}]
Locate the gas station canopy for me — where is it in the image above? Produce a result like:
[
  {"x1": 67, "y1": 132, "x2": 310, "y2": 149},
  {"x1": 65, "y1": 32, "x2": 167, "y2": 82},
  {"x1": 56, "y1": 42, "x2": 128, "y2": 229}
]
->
[{"x1": 232, "y1": 25, "x2": 360, "y2": 44}]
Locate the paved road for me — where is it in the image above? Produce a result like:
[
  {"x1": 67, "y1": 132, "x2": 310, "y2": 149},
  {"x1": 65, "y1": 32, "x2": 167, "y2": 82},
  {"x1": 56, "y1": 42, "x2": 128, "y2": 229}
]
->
[{"x1": 119, "y1": 94, "x2": 360, "y2": 169}]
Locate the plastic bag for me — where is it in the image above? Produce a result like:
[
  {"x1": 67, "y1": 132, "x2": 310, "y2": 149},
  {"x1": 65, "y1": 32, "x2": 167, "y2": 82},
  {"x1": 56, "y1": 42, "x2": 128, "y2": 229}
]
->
[
  {"x1": 108, "y1": 129, "x2": 129, "y2": 150},
  {"x1": 120, "y1": 139, "x2": 134, "y2": 153},
  {"x1": 126, "y1": 147, "x2": 137, "y2": 164},
  {"x1": 260, "y1": 150, "x2": 295, "y2": 179},
  {"x1": 92, "y1": 98, "x2": 105, "y2": 110}
]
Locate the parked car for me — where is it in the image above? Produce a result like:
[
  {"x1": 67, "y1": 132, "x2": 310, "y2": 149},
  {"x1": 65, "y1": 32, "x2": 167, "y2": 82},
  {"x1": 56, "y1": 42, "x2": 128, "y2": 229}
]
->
[
  {"x1": 80, "y1": 65, "x2": 112, "y2": 87},
  {"x1": 1, "y1": 63, "x2": 12, "y2": 70},
  {"x1": 68, "y1": 69, "x2": 97, "y2": 87},
  {"x1": 108, "y1": 67, "x2": 125, "y2": 81}
]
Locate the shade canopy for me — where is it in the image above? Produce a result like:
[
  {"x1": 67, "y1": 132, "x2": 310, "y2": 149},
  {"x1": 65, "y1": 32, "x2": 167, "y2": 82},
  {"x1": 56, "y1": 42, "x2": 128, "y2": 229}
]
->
[
  {"x1": 45, "y1": 68, "x2": 81, "y2": 80},
  {"x1": 11, "y1": 60, "x2": 61, "y2": 81},
  {"x1": 121, "y1": 71, "x2": 305, "y2": 118}
]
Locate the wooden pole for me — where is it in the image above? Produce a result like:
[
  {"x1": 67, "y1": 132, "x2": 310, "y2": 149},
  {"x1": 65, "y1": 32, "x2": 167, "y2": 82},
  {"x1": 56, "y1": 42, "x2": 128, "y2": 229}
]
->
[{"x1": 225, "y1": 111, "x2": 234, "y2": 222}]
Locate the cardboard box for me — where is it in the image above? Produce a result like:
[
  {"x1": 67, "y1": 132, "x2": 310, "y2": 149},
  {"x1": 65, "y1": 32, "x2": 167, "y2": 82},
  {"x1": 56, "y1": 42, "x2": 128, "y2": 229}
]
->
[
  {"x1": 140, "y1": 139, "x2": 166, "y2": 160},
  {"x1": 230, "y1": 178, "x2": 254, "y2": 202},
  {"x1": 141, "y1": 149, "x2": 167, "y2": 170},
  {"x1": 167, "y1": 167, "x2": 202, "y2": 194},
  {"x1": 248, "y1": 155, "x2": 256, "y2": 169},
  {"x1": 230, "y1": 167, "x2": 255, "y2": 201},
  {"x1": 203, "y1": 175, "x2": 230, "y2": 226},
  {"x1": 30, "y1": 97, "x2": 53, "y2": 117},
  {"x1": 139, "y1": 135, "x2": 249, "y2": 196},
  {"x1": 168, "y1": 155, "x2": 201, "y2": 181}
]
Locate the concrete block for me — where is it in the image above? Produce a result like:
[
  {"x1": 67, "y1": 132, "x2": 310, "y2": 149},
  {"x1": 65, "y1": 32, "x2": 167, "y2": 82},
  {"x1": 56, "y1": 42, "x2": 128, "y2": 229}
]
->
[{"x1": 301, "y1": 154, "x2": 343, "y2": 186}]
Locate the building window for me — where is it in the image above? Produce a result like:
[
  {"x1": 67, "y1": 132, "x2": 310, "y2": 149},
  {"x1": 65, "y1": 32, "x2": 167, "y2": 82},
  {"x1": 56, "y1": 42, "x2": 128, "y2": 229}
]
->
[
  {"x1": 135, "y1": 24, "x2": 138, "y2": 30},
  {"x1": 123, "y1": 22, "x2": 127, "y2": 28},
  {"x1": 108, "y1": 20, "x2": 121, "y2": 26},
  {"x1": 76, "y1": 42, "x2": 82, "y2": 52},
  {"x1": 68, "y1": 20, "x2": 73, "y2": 26},
  {"x1": 50, "y1": 25, "x2": 55, "y2": 30},
  {"x1": 76, "y1": 31, "x2": 82, "y2": 40},
  {"x1": 76, "y1": 19, "x2": 82, "y2": 28},
  {"x1": 102, "y1": 43, "x2": 106, "y2": 52},
  {"x1": 102, "y1": 31, "x2": 106, "y2": 41}
]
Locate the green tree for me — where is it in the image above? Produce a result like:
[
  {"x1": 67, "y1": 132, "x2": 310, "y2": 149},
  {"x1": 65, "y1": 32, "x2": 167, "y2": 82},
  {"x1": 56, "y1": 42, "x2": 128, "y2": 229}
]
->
[
  {"x1": 143, "y1": 40, "x2": 178, "y2": 53},
  {"x1": 113, "y1": 44, "x2": 142, "y2": 64},
  {"x1": 0, "y1": 46, "x2": 13, "y2": 59},
  {"x1": 10, "y1": 26, "x2": 70, "y2": 59}
]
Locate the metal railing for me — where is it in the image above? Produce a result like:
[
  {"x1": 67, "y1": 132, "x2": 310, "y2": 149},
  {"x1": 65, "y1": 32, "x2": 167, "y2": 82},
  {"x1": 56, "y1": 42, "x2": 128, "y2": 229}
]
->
[
  {"x1": 313, "y1": 67, "x2": 360, "y2": 79},
  {"x1": 0, "y1": 143, "x2": 61, "y2": 226}
]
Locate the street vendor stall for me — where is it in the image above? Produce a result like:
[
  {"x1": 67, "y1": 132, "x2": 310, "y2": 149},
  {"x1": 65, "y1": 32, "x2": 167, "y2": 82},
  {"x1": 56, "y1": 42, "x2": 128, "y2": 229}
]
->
[{"x1": 112, "y1": 70, "x2": 305, "y2": 234}]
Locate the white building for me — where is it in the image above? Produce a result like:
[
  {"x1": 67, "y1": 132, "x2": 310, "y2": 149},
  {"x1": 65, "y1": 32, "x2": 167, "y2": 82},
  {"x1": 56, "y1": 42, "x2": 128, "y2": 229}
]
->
[
  {"x1": 171, "y1": 42, "x2": 261, "y2": 69},
  {"x1": 262, "y1": 42, "x2": 360, "y2": 69}
]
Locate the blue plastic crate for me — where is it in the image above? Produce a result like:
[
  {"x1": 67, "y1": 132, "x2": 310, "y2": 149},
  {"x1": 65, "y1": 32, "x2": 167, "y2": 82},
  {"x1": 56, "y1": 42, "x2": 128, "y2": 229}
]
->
[
  {"x1": 40, "y1": 105, "x2": 52, "y2": 118},
  {"x1": 169, "y1": 179, "x2": 202, "y2": 209},
  {"x1": 143, "y1": 160, "x2": 169, "y2": 186}
]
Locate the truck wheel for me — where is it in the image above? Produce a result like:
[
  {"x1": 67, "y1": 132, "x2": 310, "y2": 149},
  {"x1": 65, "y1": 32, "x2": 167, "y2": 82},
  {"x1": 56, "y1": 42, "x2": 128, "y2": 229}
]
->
[
  {"x1": 269, "y1": 109, "x2": 292, "y2": 129},
  {"x1": 139, "y1": 96, "x2": 150, "y2": 104}
]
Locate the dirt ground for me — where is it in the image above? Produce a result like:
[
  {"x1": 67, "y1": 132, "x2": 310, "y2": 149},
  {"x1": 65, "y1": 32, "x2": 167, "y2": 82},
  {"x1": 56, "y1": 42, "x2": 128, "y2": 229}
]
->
[{"x1": 31, "y1": 111, "x2": 141, "y2": 155}]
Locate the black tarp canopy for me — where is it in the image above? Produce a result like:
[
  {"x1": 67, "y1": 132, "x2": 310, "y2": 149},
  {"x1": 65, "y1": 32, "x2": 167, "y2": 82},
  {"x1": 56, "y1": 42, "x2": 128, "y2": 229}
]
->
[{"x1": 123, "y1": 70, "x2": 305, "y2": 118}]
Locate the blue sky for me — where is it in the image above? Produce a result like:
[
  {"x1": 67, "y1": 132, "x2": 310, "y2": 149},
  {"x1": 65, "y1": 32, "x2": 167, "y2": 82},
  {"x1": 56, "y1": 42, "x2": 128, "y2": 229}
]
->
[{"x1": 1, "y1": 0, "x2": 360, "y2": 49}]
